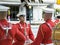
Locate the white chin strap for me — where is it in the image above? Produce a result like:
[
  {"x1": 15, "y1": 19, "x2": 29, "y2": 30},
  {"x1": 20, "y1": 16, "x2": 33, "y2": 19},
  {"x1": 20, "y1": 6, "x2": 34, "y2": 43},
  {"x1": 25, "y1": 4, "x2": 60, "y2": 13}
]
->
[{"x1": 41, "y1": 43, "x2": 54, "y2": 45}]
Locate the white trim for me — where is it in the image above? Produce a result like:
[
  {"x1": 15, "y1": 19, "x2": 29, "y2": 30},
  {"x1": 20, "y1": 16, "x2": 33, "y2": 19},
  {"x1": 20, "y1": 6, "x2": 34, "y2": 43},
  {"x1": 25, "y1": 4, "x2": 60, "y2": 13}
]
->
[
  {"x1": 42, "y1": 0, "x2": 56, "y2": 4},
  {"x1": 28, "y1": 3, "x2": 49, "y2": 6},
  {"x1": 0, "y1": 1, "x2": 21, "y2": 5},
  {"x1": 0, "y1": 2, "x2": 49, "y2": 6},
  {"x1": 41, "y1": 43, "x2": 54, "y2": 45}
]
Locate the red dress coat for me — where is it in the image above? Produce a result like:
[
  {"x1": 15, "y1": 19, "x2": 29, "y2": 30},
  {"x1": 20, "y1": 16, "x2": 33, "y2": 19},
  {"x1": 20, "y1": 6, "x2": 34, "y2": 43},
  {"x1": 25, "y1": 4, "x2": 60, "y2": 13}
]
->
[
  {"x1": 31, "y1": 19, "x2": 55, "y2": 45},
  {"x1": 13, "y1": 22, "x2": 34, "y2": 45},
  {"x1": 0, "y1": 19, "x2": 26, "y2": 45}
]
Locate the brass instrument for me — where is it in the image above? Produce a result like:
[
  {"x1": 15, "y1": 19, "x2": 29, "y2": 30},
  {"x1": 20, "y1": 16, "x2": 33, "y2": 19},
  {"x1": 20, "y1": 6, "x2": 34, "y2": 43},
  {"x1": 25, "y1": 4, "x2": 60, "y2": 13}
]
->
[{"x1": 52, "y1": 23, "x2": 60, "y2": 45}]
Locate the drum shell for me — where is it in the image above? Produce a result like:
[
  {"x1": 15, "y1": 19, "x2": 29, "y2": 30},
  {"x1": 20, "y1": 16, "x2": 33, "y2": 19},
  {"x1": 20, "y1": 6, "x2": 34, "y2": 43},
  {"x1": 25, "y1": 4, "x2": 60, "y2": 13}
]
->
[{"x1": 52, "y1": 30, "x2": 60, "y2": 40}]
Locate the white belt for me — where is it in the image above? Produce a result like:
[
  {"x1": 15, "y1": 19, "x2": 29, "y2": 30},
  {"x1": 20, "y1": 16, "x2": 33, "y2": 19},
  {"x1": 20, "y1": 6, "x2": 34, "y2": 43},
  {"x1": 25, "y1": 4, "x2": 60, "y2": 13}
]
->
[{"x1": 41, "y1": 43, "x2": 54, "y2": 45}]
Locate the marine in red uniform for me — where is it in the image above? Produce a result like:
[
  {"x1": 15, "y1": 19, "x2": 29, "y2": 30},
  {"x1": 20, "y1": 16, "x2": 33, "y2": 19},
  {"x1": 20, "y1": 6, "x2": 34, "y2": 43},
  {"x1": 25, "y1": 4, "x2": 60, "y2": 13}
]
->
[
  {"x1": 28, "y1": 8, "x2": 55, "y2": 45},
  {"x1": 13, "y1": 14, "x2": 34, "y2": 45},
  {"x1": 0, "y1": 6, "x2": 26, "y2": 45}
]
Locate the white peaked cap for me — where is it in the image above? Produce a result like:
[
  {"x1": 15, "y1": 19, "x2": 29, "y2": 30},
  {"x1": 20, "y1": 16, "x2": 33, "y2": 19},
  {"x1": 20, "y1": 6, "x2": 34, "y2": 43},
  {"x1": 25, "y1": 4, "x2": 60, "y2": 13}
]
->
[
  {"x1": 0, "y1": 5, "x2": 10, "y2": 11},
  {"x1": 17, "y1": 12, "x2": 25, "y2": 17},
  {"x1": 43, "y1": 8, "x2": 55, "y2": 13}
]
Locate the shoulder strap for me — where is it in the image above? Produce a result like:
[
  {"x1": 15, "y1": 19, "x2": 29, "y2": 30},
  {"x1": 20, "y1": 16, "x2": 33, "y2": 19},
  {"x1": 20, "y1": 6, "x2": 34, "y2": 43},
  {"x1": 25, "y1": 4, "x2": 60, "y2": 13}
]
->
[{"x1": 46, "y1": 23, "x2": 53, "y2": 30}]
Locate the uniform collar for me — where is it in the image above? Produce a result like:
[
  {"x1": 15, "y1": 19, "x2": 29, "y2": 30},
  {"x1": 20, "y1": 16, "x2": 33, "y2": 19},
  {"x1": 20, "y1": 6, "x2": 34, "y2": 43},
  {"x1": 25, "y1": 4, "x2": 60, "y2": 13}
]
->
[
  {"x1": 46, "y1": 19, "x2": 51, "y2": 23},
  {"x1": 46, "y1": 19, "x2": 55, "y2": 27},
  {"x1": 19, "y1": 21, "x2": 26, "y2": 25}
]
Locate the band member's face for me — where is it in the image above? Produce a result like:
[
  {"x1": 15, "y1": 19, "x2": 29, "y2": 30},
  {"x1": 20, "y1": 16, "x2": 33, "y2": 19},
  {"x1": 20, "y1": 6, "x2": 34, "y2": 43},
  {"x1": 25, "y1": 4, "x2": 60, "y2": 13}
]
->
[
  {"x1": 44, "y1": 13, "x2": 48, "y2": 21},
  {"x1": 19, "y1": 16, "x2": 25, "y2": 22},
  {"x1": 44, "y1": 13, "x2": 52, "y2": 21}
]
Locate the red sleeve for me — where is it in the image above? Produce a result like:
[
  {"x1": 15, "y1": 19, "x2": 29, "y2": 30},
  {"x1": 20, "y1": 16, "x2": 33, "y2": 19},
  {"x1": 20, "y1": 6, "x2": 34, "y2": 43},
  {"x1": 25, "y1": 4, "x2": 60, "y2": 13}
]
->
[
  {"x1": 31, "y1": 24, "x2": 45, "y2": 45},
  {"x1": 29, "y1": 24, "x2": 35, "y2": 41},
  {"x1": 15, "y1": 26, "x2": 26, "y2": 41},
  {"x1": 54, "y1": 19, "x2": 59, "y2": 24}
]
